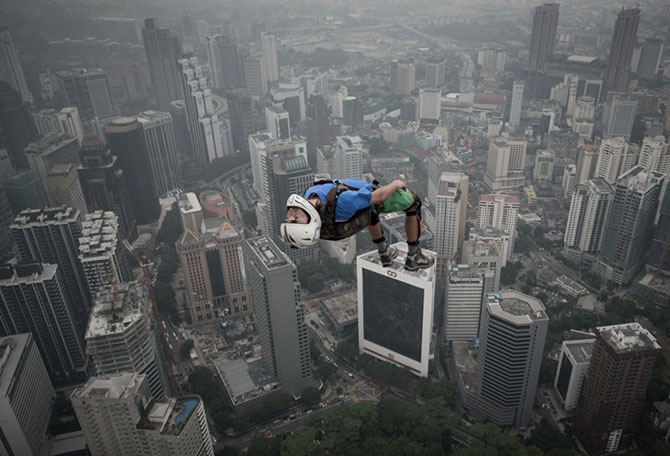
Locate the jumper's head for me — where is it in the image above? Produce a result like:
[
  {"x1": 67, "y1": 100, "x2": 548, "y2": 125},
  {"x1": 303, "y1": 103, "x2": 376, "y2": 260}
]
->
[{"x1": 280, "y1": 194, "x2": 321, "y2": 248}]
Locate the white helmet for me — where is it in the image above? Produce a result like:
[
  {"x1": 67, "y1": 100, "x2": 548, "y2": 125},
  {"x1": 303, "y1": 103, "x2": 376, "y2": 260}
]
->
[{"x1": 280, "y1": 194, "x2": 322, "y2": 248}]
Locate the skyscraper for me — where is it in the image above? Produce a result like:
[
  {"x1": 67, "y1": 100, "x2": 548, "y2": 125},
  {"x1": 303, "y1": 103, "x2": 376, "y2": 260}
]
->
[
  {"x1": 306, "y1": 94, "x2": 330, "y2": 153},
  {"x1": 484, "y1": 138, "x2": 527, "y2": 191},
  {"x1": 77, "y1": 134, "x2": 136, "y2": 239},
  {"x1": 576, "y1": 143, "x2": 600, "y2": 185},
  {"x1": 44, "y1": 163, "x2": 88, "y2": 216},
  {"x1": 78, "y1": 211, "x2": 132, "y2": 297},
  {"x1": 528, "y1": 3, "x2": 559, "y2": 70},
  {"x1": 142, "y1": 18, "x2": 184, "y2": 110},
  {"x1": 54, "y1": 68, "x2": 116, "y2": 122},
  {"x1": 397, "y1": 59, "x2": 416, "y2": 95},
  {"x1": 429, "y1": 172, "x2": 468, "y2": 278},
  {"x1": 177, "y1": 220, "x2": 252, "y2": 322},
  {"x1": 24, "y1": 133, "x2": 80, "y2": 192},
  {"x1": 638, "y1": 135, "x2": 670, "y2": 174},
  {"x1": 602, "y1": 98, "x2": 637, "y2": 139},
  {"x1": 594, "y1": 137, "x2": 638, "y2": 185},
  {"x1": 0, "y1": 190, "x2": 13, "y2": 256},
  {"x1": 425, "y1": 58, "x2": 446, "y2": 88},
  {"x1": 265, "y1": 105, "x2": 291, "y2": 140},
  {"x1": 105, "y1": 118, "x2": 160, "y2": 224},
  {"x1": 178, "y1": 57, "x2": 225, "y2": 166},
  {"x1": 242, "y1": 53, "x2": 267, "y2": 97},
  {"x1": 261, "y1": 32, "x2": 280, "y2": 83},
  {"x1": 576, "y1": 323, "x2": 660, "y2": 454},
  {"x1": 471, "y1": 291, "x2": 548, "y2": 428},
  {"x1": 0, "y1": 81, "x2": 37, "y2": 169},
  {"x1": 357, "y1": 243, "x2": 437, "y2": 377},
  {"x1": 227, "y1": 88, "x2": 254, "y2": 155},
  {"x1": 0, "y1": 333, "x2": 54, "y2": 456},
  {"x1": 85, "y1": 282, "x2": 169, "y2": 399},
  {"x1": 0, "y1": 169, "x2": 45, "y2": 214},
  {"x1": 177, "y1": 192, "x2": 203, "y2": 233},
  {"x1": 554, "y1": 338, "x2": 594, "y2": 412},
  {"x1": 72, "y1": 373, "x2": 213, "y2": 456},
  {"x1": 11, "y1": 207, "x2": 90, "y2": 329},
  {"x1": 0, "y1": 263, "x2": 88, "y2": 385},
  {"x1": 443, "y1": 264, "x2": 484, "y2": 343},
  {"x1": 477, "y1": 48, "x2": 506, "y2": 73},
  {"x1": 563, "y1": 178, "x2": 613, "y2": 264},
  {"x1": 637, "y1": 38, "x2": 664, "y2": 80},
  {"x1": 205, "y1": 35, "x2": 244, "y2": 90},
  {"x1": 462, "y1": 239, "x2": 503, "y2": 293},
  {"x1": 137, "y1": 111, "x2": 183, "y2": 195},
  {"x1": 244, "y1": 236, "x2": 312, "y2": 396},
  {"x1": 343, "y1": 96, "x2": 363, "y2": 127},
  {"x1": 335, "y1": 135, "x2": 362, "y2": 179},
  {"x1": 596, "y1": 166, "x2": 665, "y2": 285},
  {"x1": 0, "y1": 27, "x2": 32, "y2": 104},
  {"x1": 509, "y1": 80, "x2": 524, "y2": 128},
  {"x1": 648, "y1": 186, "x2": 670, "y2": 274},
  {"x1": 478, "y1": 193, "x2": 519, "y2": 260},
  {"x1": 606, "y1": 8, "x2": 640, "y2": 92},
  {"x1": 57, "y1": 107, "x2": 85, "y2": 145},
  {"x1": 419, "y1": 88, "x2": 442, "y2": 122}
]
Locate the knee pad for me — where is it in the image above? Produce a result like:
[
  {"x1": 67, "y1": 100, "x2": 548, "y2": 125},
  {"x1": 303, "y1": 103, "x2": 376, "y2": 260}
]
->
[{"x1": 404, "y1": 193, "x2": 422, "y2": 221}]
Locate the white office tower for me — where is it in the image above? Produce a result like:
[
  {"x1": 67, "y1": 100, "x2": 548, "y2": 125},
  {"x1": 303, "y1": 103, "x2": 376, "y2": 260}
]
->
[
  {"x1": 509, "y1": 80, "x2": 524, "y2": 128},
  {"x1": 602, "y1": 98, "x2": 637, "y2": 140},
  {"x1": 298, "y1": 70, "x2": 329, "y2": 100},
  {"x1": 563, "y1": 178, "x2": 614, "y2": 264},
  {"x1": 78, "y1": 211, "x2": 133, "y2": 298},
  {"x1": 205, "y1": 35, "x2": 225, "y2": 90},
  {"x1": 32, "y1": 109, "x2": 60, "y2": 136},
  {"x1": 477, "y1": 48, "x2": 505, "y2": 73},
  {"x1": 574, "y1": 96, "x2": 596, "y2": 121},
  {"x1": 478, "y1": 193, "x2": 519, "y2": 260},
  {"x1": 357, "y1": 243, "x2": 436, "y2": 377},
  {"x1": 137, "y1": 111, "x2": 183, "y2": 197},
  {"x1": 244, "y1": 237, "x2": 312, "y2": 396},
  {"x1": 265, "y1": 105, "x2": 291, "y2": 140},
  {"x1": 72, "y1": 373, "x2": 213, "y2": 456},
  {"x1": 261, "y1": 32, "x2": 280, "y2": 82},
  {"x1": 534, "y1": 150, "x2": 555, "y2": 181},
  {"x1": 484, "y1": 138, "x2": 527, "y2": 191},
  {"x1": 44, "y1": 164, "x2": 88, "y2": 216},
  {"x1": 462, "y1": 239, "x2": 503, "y2": 293},
  {"x1": 469, "y1": 291, "x2": 548, "y2": 428},
  {"x1": 639, "y1": 136, "x2": 670, "y2": 174},
  {"x1": 419, "y1": 88, "x2": 441, "y2": 122},
  {"x1": 0, "y1": 334, "x2": 54, "y2": 456},
  {"x1": 330, "y1": 86, "x2": 347, "y2": 118},
  {"x1": 594, "y1": 137, "x2": 639, "y2": 186},
  {"x1": 397, "y1": 60, "x2": 416, "y2": 95},
  {"x1": 85, "y1": 282, "x2": 169, "y2": 399},
  {"x1": 562, "y1": 164, "x2": 577, "y2": 197},
  {"x1": 554, "y1": 338, "x2": 595, "y2": 412},
  {"x1": 576, "y1": 144, "x2": 600, "y2": 185},
  {"x1": 429, "y1": 173, "x2": 468, "y2": 280},
  {"x1": 443, "y1": 265, "x2": 484, "y2": 343},
  {"x1": 57, "y1": 107, "x2": 85, "y2": 144},
  {"x1": 335, "y1": 135, "x2": 363, "y2": 179},
  {"x1": 249, "y1": 132, "x2": 308, "y2": 202},
  {"x1": 243, "y1": 53, "x2": 268, "y2": 97},
  {"x1": 178, "y1": 192, "x2": 203, "y2": 233},
  {"x1": 178, "y1": 57, "x2": 224, "y2": 166},
  {"x1": 425, "y1": 58, "x2": 446, "y2": 87},
  {"x1": 0, "y1": 27, "x2": 32, "y2": 104},
  {"x1": 271, "y1": 82, "x2": 305, "y2": 124}
]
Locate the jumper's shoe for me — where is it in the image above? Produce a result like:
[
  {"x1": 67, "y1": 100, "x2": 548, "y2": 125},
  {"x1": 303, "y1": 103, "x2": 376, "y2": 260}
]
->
[
  {"x1": 379, "y1": 245, "x2": 399, "y2": 267},
  {"x1": 404, "y1": 249, "x2": 435, "y2": 271}
]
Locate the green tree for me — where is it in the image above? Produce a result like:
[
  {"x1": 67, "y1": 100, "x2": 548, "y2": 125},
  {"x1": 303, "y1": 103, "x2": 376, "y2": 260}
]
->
[
  {"x1": 301, "y1": 386, "x2": 321, "y2": 408},
  {"x1": 215, "y1": 446, "x2": 241, "y2": 456},
  {"x1": 242, "y1": 210, "x2": 257, "y2": 229},
  {"x1": 179, "y1": 339, "x2": 194, "y2": 359},
  {"x1": 526, "y1": 421, "x2": 574, "y2": 452},
  {"x1": 247, "y1": 434, "x2": 280, "y2": 456},
  {"x1": 187, "y1": 366, "x2": 220, "y2": 404},
  {"x1": 501, "y1": 261, "x2": 524, "y2": 285}
]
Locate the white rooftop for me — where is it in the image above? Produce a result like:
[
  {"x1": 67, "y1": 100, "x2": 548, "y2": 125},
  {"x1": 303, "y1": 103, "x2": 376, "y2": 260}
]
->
[
  {"x1": 598, "y1": 322, "x2": 661, "y2": 352},
  {"x1": 86, "y1": 282, "x2": 147, "y2": 339}
]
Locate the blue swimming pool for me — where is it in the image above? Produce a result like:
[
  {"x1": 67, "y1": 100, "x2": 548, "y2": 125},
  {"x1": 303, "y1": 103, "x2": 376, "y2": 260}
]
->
[{"x1": 174, "y1": 399, "x2": 198, "y2": 425}]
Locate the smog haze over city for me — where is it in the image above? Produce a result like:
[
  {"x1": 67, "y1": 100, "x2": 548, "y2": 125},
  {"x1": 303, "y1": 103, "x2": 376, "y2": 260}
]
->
[{"x1": 1, "y1": 1, "x2": 670, "y2": 455}]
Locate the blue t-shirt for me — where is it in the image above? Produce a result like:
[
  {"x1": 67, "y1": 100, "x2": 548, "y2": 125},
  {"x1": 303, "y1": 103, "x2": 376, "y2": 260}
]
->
[{"x1": 303, "y1": 179, "x2": 373, "y2": 222}]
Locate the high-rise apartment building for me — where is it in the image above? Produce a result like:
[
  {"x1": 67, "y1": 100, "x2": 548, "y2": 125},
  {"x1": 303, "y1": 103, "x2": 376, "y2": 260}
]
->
[
  {"x1": 443, "y1": 264, "x2": 484, "y2": 343},
  {"x1": 0, "y1": 81, "x2": 36, "y2": 169},
  {"x1": 243, "y1": 53, "x2": 267, "y2": 97},
  {"x1": 77, "y1": 134, "x2": 136, "y2": 239},
  {"x1": 606, "y1": 8, "x2": 640, "y2": 92},
  {"x1": 178, "y1": 219, "x2": 252, "y2": 322},
  {"x1": 32, "y1": 109, "x2": 60, "y2": 137},
  {"x1": 509, "y1": 81, "x2": 524, "y2": 128},
  {"x1": 0, "y1": 190, "x2": 13, "y2": 255},
  {"x1": 178, "y1": 192, "x2": 203, "y2": 234},
  {"x1": 57, "y1": 107, "x2": 85, "y2": 144},
  {"x1": 470, "y1": 291, "x2": 548, "y2": 428},
  {"x1": 55, "y1": 68, "x2": 116, "y2": 122},
  {"x1": 178, "y1": 57, "x2": 225, "y2": 166},
  {"x1": 425, "y1": 58, "x2": 446, "y2": 87},
  {"x1": 245, "y1": 236, "x2": 312, "y2": 396},
  {"x1": 24, "y1": 133, "x2": 80, "y2": 193},
  {"x1": 576, "y1": 143, "x2": 599, "y2": 185},
  {"x1": 478, "y1": 193, "x2": 519, "y2": 260},
  {"x1": 343, "y1": 96, "x2": 363, "y2": 127},
  {"x1": 0, "y1": 263, "x2": 88, "y2": 385},
  {"x1": 477, "y1": 48, "x2": 506, "y2": 73},
  {"x1": 142, "y1": 18, "x2": 184, "y2": 110},
  {"x1": 649, "y1": 187, "x2": 670, "y2": 274},
  {"x1": 602, "y1": 98, "x2": 637, "y2": 139},
  {"x1": 0, "y1": 333, "x2": 54, "y2": 456},
  {"x1": 105, "y1": 117, "x2": 160, "y2": 224},
  {"x1": 0, "y1": 169, "x2": 45, "y2": 214},
  {"x1": 306, "y1": 94, "x2": 330, "y2": 153},
  {"x1": 298, "y1": 71, "x2": 329, "y2": 101},
  {"x1": 227, "y1": 89, "x2": 254, "y2": 155},
  {"x1": 265, "y1": 105, "x2": 291, "y2": 140},
  {"x1": 206, "y1": 35, "x2": 244, "y2": 90},
  {"x1": 357, "y1": 243, "x2": 437, "y2": 377},
  {"x1": 419, "y1": 88, "x2": 441, "y2": 122},
  {"x1": 72, "y1": 373, "x2": 213, "y2": 456},
  {"x1": 638, "y1": 135, "x2": 670, "y2": 174},
  {"x1": 462, "y1": 239, "x2": 503, "y2": 293},
  {"x1": 0, "y1": 27, "x2": 32, "y2": 104},
  {"x1": 11, "y1": 207, "x2": 90, "y2": 328},
  {"x1": 594, "y1": 137, "x2": 638, "y2": 186},
  {"x1": 43, "y1": 164, "x2": 88, "y2": 216},
  {"x1": 637, "y1": 38, "x2": 663, "y2": 80},
  {"x1": 528, "y1": 3, "x2": 559, "y2": 69},
  {"x1": 86, "y1": 282, "x2": 169, "y2": 399},
  {"x1": 261, "y1": 32, "x2": 280, "y2": 83},
  {"x1": 335, "y1": 135, "x2": 362, "y2": 179},
  {"x1": 78, "y1": 211, "x2": 132, "y2": 297},
  {"x1": 576, "y1": 323, "x2": 660, "y2": 454},
  {"x1": 563, "y1": 178, "x2": 613, "y2": 264},
  {"x1": 484, "y1": 138, "x2": 527, "y2": 191},
  {"x1": 397, "y1": 59, "x2": 416, "y2": 96},
  {"x1": 596, "y1": 166, "x2": 665, "y2": 285},
  {"x1": 137, "y1": 110, "x2": 183, "y2": 195},
  {"x1": 554, "y1": 338, "x2": 594, "y2": 412}
]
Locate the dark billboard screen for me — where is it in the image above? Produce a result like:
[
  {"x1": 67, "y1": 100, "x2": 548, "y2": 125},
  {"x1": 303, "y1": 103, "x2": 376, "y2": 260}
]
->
[{"x1": 362, "y1": 269, "x2": 424, "y2": 362}]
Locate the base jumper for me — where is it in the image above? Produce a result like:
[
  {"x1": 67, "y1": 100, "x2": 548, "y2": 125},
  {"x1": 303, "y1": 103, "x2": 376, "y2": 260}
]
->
[{"x1": 280, "y1": 178, "x2": 435, "y2": 271}]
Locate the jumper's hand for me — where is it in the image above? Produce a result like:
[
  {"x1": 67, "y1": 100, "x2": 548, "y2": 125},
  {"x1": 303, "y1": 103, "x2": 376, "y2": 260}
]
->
[{"x1": 390, "y1": 180, "x2": 406, "y2": 191}]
